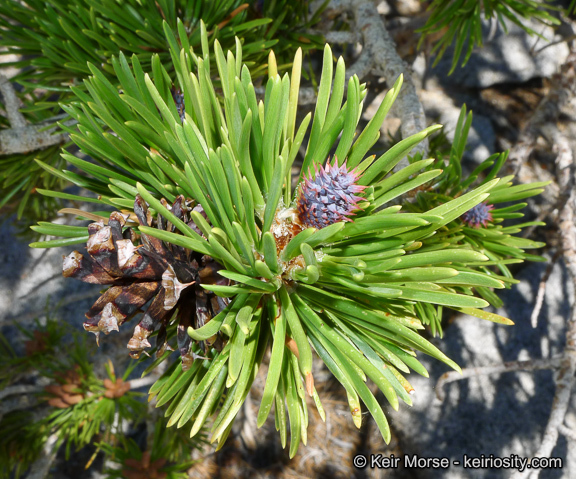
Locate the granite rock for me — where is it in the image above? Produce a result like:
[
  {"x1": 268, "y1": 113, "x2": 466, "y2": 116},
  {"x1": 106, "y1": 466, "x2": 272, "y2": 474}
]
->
[
  {"x1": 384, "y1": 257, "x2": 570, "y2": 478},
  {"x1": 431, "y1": 17, "x2": 569, "y2": 89}
]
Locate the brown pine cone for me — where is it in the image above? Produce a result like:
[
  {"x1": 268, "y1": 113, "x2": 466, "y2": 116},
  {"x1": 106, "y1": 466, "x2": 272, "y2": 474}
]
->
[{"x1": 63, "y1": 195, "x2": 230, "y2": 368}]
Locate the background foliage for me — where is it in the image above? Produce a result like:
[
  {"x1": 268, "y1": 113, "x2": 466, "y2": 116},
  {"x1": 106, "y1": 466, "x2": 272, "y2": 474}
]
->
[
  {"x1": 0, "y1": 0, "x2": 325, "y2": 229},
  {"x1": 0, "y1": 319, "x2": 201, "y2": 479}
]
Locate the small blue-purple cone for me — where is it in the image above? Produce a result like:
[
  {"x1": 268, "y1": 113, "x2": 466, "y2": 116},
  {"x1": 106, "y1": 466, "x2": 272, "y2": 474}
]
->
[
  {"x1": 461, "y1": 202, "x2": 494, "y2": 228},
  {"x1": 297, "y1": 159, "x2": 367, "y2": 229}
]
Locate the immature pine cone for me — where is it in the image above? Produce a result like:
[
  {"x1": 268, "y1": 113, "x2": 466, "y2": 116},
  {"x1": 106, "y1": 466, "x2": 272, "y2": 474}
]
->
[
  {"x1": 461, "y1": 202, "x2": 494, "y2": 228},
  {"x1": 297, "y1": 159, "x2": 367, "y2": 229}
]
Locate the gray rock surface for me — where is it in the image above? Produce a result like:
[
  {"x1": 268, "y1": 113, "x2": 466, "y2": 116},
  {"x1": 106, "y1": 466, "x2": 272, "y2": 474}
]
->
[
  {"x1": 420, "y1": 88, "x2": 496, "y2": 166},
  {"x1": 385, "y1": 257, "x2": 571, "y2": 478},
  {"x1": 431, "y1": 17, "x2": 569, "y2": 89},
  {"x1": 0, "y1": 217, "x2": 100, "y2": 330}
]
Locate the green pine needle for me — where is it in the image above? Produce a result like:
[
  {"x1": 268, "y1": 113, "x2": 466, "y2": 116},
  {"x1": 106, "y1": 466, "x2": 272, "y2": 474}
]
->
[{"x1": 29, "y1": 24, "x2": 548, "y2": 454}]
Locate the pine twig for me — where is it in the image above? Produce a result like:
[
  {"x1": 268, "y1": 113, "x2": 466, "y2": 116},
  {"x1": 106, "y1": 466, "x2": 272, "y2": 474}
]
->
[
  {"x1": 531, "y1": 251, "x2": 561, "y2": 328},
  {"x1": 302, "y1": 0, "x2": 430, "y2": 164},
  {"x1": 321, "y1": 30, "x2": 361, "y2": 44},
  {"x1": 435, "y1": 358, "x2": 563, "y2": 402},
  {"x1": 0, "y1": 384, "x2": 45, "y2": 401},
  {"x1": 25, "y1": 433, "x2": 59, "y2": 479},
  {"x1": 352, "y1": 1, "x2": 427, "y2": 158},
  {"x1": 559, "y1": 424, "x2": 576, "y2": 442},
  {"x1": 320, "y1": 0, "x2": 429, "y2": 166},
  {"x1": 129, "y1": 374, "x2": 162, "y2": 391},
  {"x1": 0, "y1": 74, "x2": 26, "y2": 129},
  {"x1": 0, "y1": 74, "x2": 69, "y2": 155}
]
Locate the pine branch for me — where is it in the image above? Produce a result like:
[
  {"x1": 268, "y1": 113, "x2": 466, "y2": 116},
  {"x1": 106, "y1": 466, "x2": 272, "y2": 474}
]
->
[
  {"x1": 0, "y1": 74, "x2": 26, "y2": 129},
  {"x1": 0, "y1": 384, "x2": 45, "y2": 401},
  {"x1": 559, "y1": 424, "x2": 576, "y2": 442},
  {"x1": 25, "y1": 433, "x2": 59, "y2": 479},
  {"x1": 0, "y1": 75, "x2": 70, "y2": 155},
  {"x1": 29, "y1": 18, "x2": 548, "y2": 456},
  {"x1": 435, "y1": 358, "x2": 562, "y2": 402},
  {"x1": 318, "y1": 0, "x2": 429, "y2": 165},
  {"x1": 129, "y1": 375, "x2": 162, "y2": 391}
]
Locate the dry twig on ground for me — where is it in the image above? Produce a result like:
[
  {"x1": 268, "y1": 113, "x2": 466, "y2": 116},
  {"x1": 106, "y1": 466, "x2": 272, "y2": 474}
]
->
[
  {"x1": 507, "y1": 50, "x2": 576, "y2": 176},
  {"x1": 531, "y1": 251, "x2": 561, "y2": 328},
  {"x1": 436, "y1": 358, "x2": 564, "y2": 403}
]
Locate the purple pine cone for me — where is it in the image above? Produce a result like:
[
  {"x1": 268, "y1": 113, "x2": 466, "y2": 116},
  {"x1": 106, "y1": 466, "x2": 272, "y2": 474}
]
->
[
  {"x1": 297, "y1": 159, "x2": 367, "y2": 229},
  {"x1": 461, "y1": 202, "x2": 494, "y2": 228}
]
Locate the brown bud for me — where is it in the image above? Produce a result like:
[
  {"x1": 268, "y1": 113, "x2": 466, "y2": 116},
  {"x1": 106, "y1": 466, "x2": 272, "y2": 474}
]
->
[{"x1": 48, "y1": 398, "x2": 69, "y2": 409}]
